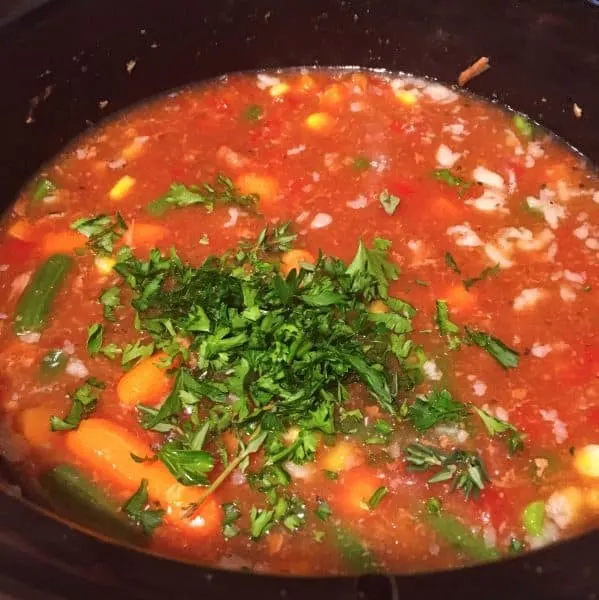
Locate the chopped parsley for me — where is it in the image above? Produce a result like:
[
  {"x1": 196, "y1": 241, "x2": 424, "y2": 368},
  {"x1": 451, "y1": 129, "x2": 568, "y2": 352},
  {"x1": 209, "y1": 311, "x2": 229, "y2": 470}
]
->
[
  {"x1": 249, "y1": 506, "x2": 275, "y2": 539},
  {"x1": 378, "y1": 189, "x2": 400, "y2": 215},
  {"x1": 222, "y1": 502, "x2": 242, "y2": 538},
  {"x1": 405, "y1": 442, "x2": 489, "y2": 499},
  {"x1": 99, "y1": 286, "x2": 121, "y2": 322},
  {"x1": 243, "y1": 104, "x2": 264, "y2": 122},
  {"x1": 86, "y1": 323, "x2": 103, "y2": 356},
  {"x1": 50, "y1": 377, "x2": 104, "y2": 431},
  {"x1": 462, "y1": 263, "x2": 500, "y2": 290},
  {"x1": 432, "y1": 168, "x2": 472, "y2": 193},
  {"x1": 464, "y1": 327, "x2": 519, "y2": 369},
  {"x1": 71, "y1": 212, "x2": 127, "y2": 256},
  {"x1": 353, "y1": 156, "x2": 371, "y2": 171},
  {"x1": 41, "y1": 348, "x2": 68, "y2": 377},
  {"x1": 473, "y1": 406, "x2": 525, "y2": 454},
  {"x1": 147, "y1": 174, "x2": 258, "y2": 216},
  {"x1": 444, "y1": 252, "x2": 461, "y2": 274},
  {"x1": 407, "y1": 389, "x2": 468, "y2": 432},
  {"x1": 315, "y1": 500, "x2": 332, "y2": 521},
  {"x1": 122, "y1": 479, "x2": 165, "y2": 535},
  {"x1": 435, "y1": 300, "x2": 460, "y2": 349}
]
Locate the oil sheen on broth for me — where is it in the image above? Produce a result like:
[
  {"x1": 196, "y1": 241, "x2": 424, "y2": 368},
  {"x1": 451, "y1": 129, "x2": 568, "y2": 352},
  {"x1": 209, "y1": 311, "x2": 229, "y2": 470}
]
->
[{"x1": 0, "y1": 69, "x2": 598, "y2": 575}]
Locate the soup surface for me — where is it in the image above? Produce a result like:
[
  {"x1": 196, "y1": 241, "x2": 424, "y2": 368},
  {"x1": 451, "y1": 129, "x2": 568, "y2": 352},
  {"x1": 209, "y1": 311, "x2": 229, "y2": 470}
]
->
[{"x1": 1, "y1": 69, "x2": 598, "y2": 575}]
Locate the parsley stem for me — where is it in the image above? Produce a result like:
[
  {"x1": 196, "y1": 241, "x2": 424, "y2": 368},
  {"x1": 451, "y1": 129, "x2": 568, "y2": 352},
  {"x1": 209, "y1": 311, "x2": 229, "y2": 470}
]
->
[{"x1": 183, "y1": 426, "x2": 266, "y2": 519}]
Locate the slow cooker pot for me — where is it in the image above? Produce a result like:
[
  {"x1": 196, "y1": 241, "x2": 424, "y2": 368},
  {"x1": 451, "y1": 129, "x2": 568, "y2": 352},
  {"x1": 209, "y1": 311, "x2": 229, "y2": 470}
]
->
[{"x1": 0, "y1": 1, "x2": 597, "y2": 598}]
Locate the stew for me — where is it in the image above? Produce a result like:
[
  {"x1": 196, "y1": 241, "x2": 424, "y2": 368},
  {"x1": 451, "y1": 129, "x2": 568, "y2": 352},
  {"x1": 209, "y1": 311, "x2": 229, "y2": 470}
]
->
[{"x1": 0, "y1": 69, "x2": 598, "y2": 575}]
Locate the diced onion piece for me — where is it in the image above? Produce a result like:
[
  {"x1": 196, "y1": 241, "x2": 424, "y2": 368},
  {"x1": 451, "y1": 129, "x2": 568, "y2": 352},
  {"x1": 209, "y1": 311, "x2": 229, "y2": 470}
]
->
[
  {"x1": 473, "y1": 166, "x2": 505, "y2": 190},
  {"x1": 310, "y1": 213, "x2": 332, "y2": 229},
  {"x1": 66, "y1": 358, "x2": 89, "y2": 379},
  {"x1": 546, "y1": 487, "x2": 583, "y2": 529},
  {"x1": 573, "y1": 444, "x2": 599, "y2": 478},
  {"x1": 446, "y1": 223, "x2": 482, "y2": 247},
  {"x1": 436, "y1": 144, "x2": 461, "y2": 168},
  {"x1": 109, "y1": 175, "x2": 136, "y2": 200},
  {"x1": 513, "y1": 288, "x2": 546, "y2": 311}
]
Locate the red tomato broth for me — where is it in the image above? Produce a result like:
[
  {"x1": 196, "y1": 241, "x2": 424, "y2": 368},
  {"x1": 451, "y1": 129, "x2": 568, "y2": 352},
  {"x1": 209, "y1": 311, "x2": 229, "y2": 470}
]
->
[{"x1": 0, "y1": 69, "x2": 598, "y2": 575}]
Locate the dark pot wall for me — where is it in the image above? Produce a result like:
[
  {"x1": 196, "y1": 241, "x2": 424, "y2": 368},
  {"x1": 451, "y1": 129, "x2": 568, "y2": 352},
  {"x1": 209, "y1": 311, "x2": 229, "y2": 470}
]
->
[{"x1": 0, "y1": 1, "x2": 597, "y2": 598}]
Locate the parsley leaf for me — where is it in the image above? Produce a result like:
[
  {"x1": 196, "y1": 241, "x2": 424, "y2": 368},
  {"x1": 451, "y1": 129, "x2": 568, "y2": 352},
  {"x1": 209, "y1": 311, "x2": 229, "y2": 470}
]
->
[
  {"x1": 407, "y1": 389, "x2": 468, "y2": 432},
  {"x1": 50, "y1": 378, "x2": 104, "y2": 431},
  {"x1": 435, "y1": 300, "x2": 460, "y2": 336},
  {"x1": 157, "y1": 443, "x2": 215, "y2": 486},
  {"x1": 462, "y1": 264, "x2": 500, "y2": 290},
  {"x1": 353, "y1": 156, "x2": 371, "y2": 171},
  {"x1": 243, "y1": 104, "x2": 264, "y2": 122},
  {"x1": 71, "y1": 213, "x2": 127, "y2": 256},
  {"x1": 378, "y1": 189, "x2": 400, "y2": 215},
  {"x1": 315, "y1": 500, "x2": 332, "y2": 521},
  {"x1": 432, "y1": 168, "x2": 472, "y2": 193},
  {"x1": 99, "y1": 286, "x2": 121, "y2": 322},
  {"x1": 86, "y1": 323, "x2": 103, "y2": 356},
  {"x1": 222, "y1": 502, "x2": 242, "y2": 538},
  {"x1": 444, "y1": 252, "x2": 461, "y2": 274},
  {"x1": 147, "y1": 174, "x2": 258, "y2": 216},
  {"x1": 346, "y1": 238, "x2": 399, "y2": 300},
  {"x1": 473, "y1": 406, "x2": 525, "y2": 454},
  {"x1": 405, "y1": 443, "x2": 489, "y2": 499},
  {"x1": 465, "y1": 327, "x2": 519, "y2": 369},
  {"x1": 122, "y1": 479, "x2": 165, "y2": 535},
  {"x1": 249, "y1": 506, "x2": 275, "y2": 539},
  {"x1": 121, "y1": 340, "x2": 155, "y2": 369}
]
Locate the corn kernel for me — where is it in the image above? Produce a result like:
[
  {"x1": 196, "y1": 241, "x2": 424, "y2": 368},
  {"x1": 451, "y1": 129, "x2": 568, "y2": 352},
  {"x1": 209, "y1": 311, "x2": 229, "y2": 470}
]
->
[
  {"x1": 574, "y1": 444, "x2": 599, "y2": 478},
  {"x1": 394, "y1": 90, "x2": 418, "y2": 105},
  {"x1": 305, "y1": 112, "x2": 333, "y2": 132},
  {"x1": 94, "y1": 256, "x2": 116, "y2": 274},
  {"x1": 269, "y1": 82, "x2": 290, "y2": 97},
  {"x1": 109, "y1": 175, "x2": 136, "y2": 201}
]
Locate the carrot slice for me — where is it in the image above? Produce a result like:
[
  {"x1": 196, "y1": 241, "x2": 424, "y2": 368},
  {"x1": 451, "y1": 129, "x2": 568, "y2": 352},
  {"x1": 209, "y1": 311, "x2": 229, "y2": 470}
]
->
[
  {"x1": 334, "y1": 467, "x2": 382, "y2": 515},
  {"x1": 117, "y1": 352, "x2": 172, "y2": 406},
  {"x1": 441, "y1": 284, "x2": 477, "y2": 313},
  {"x1": 20, "y1": 405, "x2": 56, "y2": 448},
  {"x1": 8, "y1": 219, "x2": 34, "y2": 242},
  {"x1": 65, "y1": 418, "x2": 221, "y2": 533},
  {"x1": 235, "y1": 173, "x2": 279, "y2": 206},
  {"x1": 124, "y1": 223, "x2": 167, "y2": 248},
  {"x1": 280, "y1": 249, "x2": 315, "y2": 277},
  {"x1": 41, "y1": 230, "x2": 86, "y2": 255}
]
